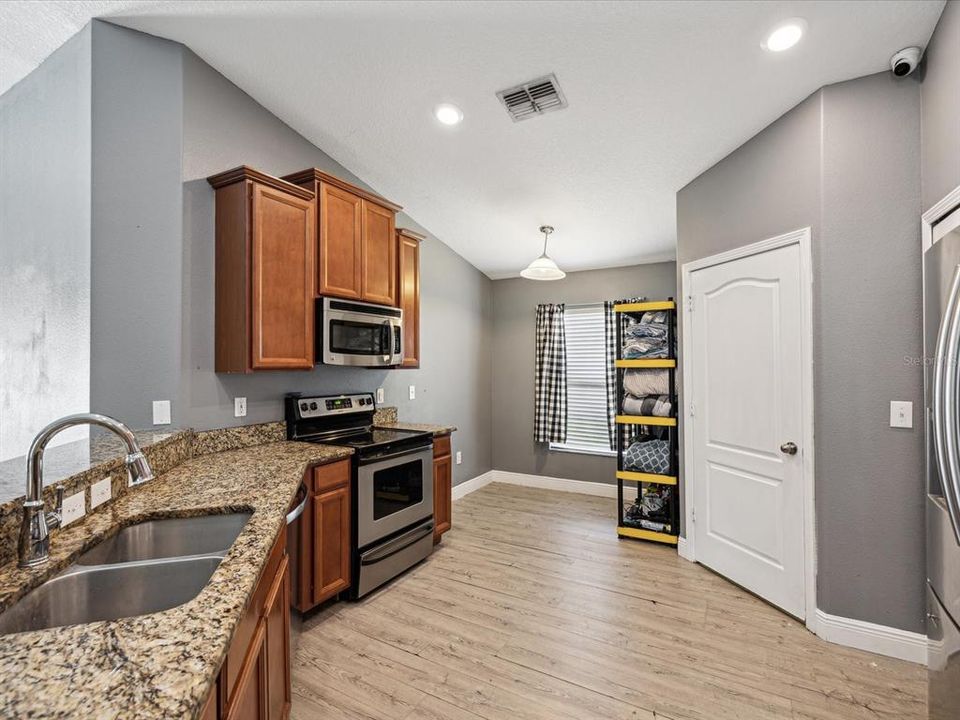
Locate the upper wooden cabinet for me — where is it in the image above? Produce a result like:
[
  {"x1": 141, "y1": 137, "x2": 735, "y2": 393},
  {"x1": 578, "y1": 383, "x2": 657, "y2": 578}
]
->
[
  {"x1": 283, "y1": 169, "x2": 401, "y2": 306},
  {"x1": 396, "y1": 229, "x2": 424, "y2": 368},
  {"x1": 208, "y1": 167, "x2": 316, "y2": 373}
]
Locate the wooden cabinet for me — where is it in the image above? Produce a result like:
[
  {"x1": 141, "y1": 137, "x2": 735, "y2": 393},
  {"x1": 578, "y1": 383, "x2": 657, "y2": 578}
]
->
[
  {"x1": 220, "y1": 527, "x2": 290, "y2": 720},
  {"x1": 433, "y1": 434, "x2": 452, "y2": 543},
  {"x1": 396, "y1": 229, "x2": 423, "y2": 368},
  {"x1": 294, "y1": 459, "x2": 352, "y2": 613},
  {"x1": 283, "y1": 169, "x2": 401, "y2": 306},
  {"x1": 208, "y1": 166, "x2": 316, "y2": 373}
]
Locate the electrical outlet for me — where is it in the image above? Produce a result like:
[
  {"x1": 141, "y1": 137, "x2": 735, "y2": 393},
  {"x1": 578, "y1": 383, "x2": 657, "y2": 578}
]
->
[
  {"x1": 152, "y1": 400, "x2": 171, "y2": 425},
  {"x1": 91, "y1": 477, "x2": 112, "y2": 509},
  {"x1": 456, "y1": 451, "x2": 462, "y2": 465},
  {"x1": 61, "y1": 491, "x2": 85, "y2": 527},
  {"x1": 408, "y1": 385, "x2": 416, "y2": 400},
  {"x1": 890, "y1": 401, "x2": 913, "y2": 428},
  {"x1": 376, "y1": 387, "x2": 385, "y2": 404},
  {"x1": 234, "y1": 397, "x2": 247, "y2": 418}
]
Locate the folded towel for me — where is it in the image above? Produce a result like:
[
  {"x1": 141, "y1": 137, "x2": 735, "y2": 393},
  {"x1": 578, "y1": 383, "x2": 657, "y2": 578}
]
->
[
  {"x1": 623, "y1": 337, "x2": 668, "y2": 359},
  {"x1": 623, "y1": 369, "x2": 670, "y2": 396},
  {"x1": 623, "y1": 438, "x2": 671, "y2": 475},
  {"x1": 624, "y1": 322, "x2": 668, "y2": 340},
  {"x1": 622, "y1": 394, "x2": 672, "y2": 417}
]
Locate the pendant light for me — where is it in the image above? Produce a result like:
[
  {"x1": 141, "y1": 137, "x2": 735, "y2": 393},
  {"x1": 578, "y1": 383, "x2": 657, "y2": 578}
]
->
[{"x1": 521, "y1": 225, "x2": 565, "y2": 281}]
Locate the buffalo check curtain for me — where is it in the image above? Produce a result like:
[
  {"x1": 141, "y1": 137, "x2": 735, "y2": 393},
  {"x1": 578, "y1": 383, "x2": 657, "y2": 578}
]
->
[{"x1": 534, "y1": 303, "x2": 567, "y2": 443}]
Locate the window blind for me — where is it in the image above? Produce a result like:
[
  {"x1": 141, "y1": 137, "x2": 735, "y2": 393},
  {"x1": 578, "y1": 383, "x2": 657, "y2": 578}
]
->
[{"x1": 550, "y1": 304, "x2": 613, "y2": 455}]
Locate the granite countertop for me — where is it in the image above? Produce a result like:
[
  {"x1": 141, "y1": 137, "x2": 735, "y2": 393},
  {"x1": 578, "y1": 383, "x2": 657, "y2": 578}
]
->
[
  {"x1": 376, "y1": 421, "x2": 458, "y2": 437},
  {"x1": 0, "y1": 440, "x2": 352, "y2": 719}
]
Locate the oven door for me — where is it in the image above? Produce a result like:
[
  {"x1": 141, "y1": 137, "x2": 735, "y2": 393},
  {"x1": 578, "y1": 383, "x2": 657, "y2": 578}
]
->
[
  {"x1": 357, "y1": 445, "x2": 433, "y2": 548},
  {"x1": 321, "y1": 298, "x2": 403, "y2": 367}
]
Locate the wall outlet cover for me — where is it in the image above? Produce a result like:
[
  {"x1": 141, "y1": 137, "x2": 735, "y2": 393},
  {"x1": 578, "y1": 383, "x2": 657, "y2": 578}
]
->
[
  {"x1": 61, "y1": 491, "x2": 85, "y2": 527},
  {"x1": 234, "y1": 397, "x2": 247, "y2": 418},
  {"x1": 376, "y1": 388, "x2": 385, "y2": 404},
  {"x1": 152, "y1": 400, "x2": 171, "y2": 425},
  {"x1": 456, "y1": 451, "x2": 462, "y2": 465},
  {"x1": 408, "y1": 385, "x2": 416, "y2": 400},
  {"x1": 91, "y1": 477, "x2": 112, "y2": 509},
  {"x1": 890, "y1": 401, "x2": 913, "y2": 428}
]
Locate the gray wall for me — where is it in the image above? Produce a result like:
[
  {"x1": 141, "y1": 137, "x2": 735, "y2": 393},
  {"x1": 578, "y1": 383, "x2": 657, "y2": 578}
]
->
[
  {"x1": 84, "y1": 25, "x2": 493, "y2": 486},
  {"x1": 921, "y1": 0, "x2": 960, "y2": 213},
  {"x1": 0, "y1": 27, "x2": 92, "y2": 461},
  {"x1": 491, "y1": 263, "x2": 676, "y2": 483},
  {"x1": 90, "y1": 22, "x2": 184, "y2": 438},
  {"x1": 677, "y1": 73, "x2": 924, "y2": 633}
]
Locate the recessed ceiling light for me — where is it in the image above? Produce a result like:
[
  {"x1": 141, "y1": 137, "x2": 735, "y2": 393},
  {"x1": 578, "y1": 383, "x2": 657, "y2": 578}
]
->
[
  {"x1": 434, "y1": 103, "x2": 463, "y2": 126},
  {"x1": 763, "y1": 19, "x2": 806, "y2": 52}
]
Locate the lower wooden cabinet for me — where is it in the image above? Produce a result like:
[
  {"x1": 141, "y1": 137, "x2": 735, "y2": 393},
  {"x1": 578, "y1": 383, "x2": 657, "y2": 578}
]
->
[
  {"x1": 294, "y1": 459, "x2": 352, "y2": 613},
  {"x1": 433, "y1": 434, "x2": 452, "y2": 543},
  {"x1": 216, "y1": 527, "x2": 291, "y2": 720}
]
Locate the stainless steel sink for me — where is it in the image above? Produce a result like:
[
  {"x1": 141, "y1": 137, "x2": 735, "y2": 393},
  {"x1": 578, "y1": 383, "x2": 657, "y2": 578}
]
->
[
  {"x1": 0, "y1": 512, "x2": 252, "y2": 636},
  {"x1": 0, "y1": 556, "x2": 222, "y2": 636},
  {"x1": 76, "y1": 512, "x2": 251, "y2": 565}
]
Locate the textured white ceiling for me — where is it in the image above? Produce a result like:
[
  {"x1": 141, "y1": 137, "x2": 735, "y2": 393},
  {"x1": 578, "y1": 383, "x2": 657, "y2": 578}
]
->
[{"x1": 1, "y1": 1, "x2": 945, "y2": 277}]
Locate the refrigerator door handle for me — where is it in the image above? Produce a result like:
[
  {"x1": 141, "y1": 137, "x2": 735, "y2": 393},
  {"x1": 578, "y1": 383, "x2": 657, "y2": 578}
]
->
[{"x1": 934, "y1": 263, "x2": 960, "y2": 545}]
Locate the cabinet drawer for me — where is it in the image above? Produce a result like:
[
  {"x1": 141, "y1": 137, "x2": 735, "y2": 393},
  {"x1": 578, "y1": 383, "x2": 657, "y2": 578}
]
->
[
  {"x1": 313, "y1": 459, "x2": 351, "y2": 493},
  {"x1": 433, "y1": 434, "x2": 451, "y2": 459}
]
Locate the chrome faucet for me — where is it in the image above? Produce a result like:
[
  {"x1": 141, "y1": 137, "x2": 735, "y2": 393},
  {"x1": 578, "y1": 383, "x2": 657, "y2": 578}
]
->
[{"x1": 18, "y1": 413, "x2": 155, "y2": 568}]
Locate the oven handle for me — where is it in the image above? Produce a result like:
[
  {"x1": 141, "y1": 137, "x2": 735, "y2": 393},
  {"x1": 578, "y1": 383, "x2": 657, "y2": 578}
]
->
[
  {"x1": 358, "y1": 444, "x2": 433, "y2": 466},
  {"x1": 360, "y1": 521, "x2": 435, "y2": 565}
]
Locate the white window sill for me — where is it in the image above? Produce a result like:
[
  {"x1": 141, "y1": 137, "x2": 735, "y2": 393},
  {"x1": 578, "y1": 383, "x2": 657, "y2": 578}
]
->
[{"x1": 548, "y1": 443, "x2": 617, "y2": 458}]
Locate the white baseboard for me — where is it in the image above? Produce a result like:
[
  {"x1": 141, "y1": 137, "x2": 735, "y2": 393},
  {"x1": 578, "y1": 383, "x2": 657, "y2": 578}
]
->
[
  {"x1": 677, "y1": 536, "x2": 694, "y2": 562},
  {"x1": 810, "y1": 608, "x2": 927, "y2": 665},
  {"x1": 490, "y1": 470, "x2": 619, "y2": 498},
  {"x1": 451, "y1": 470, "x2": 496, "y2": 500}
]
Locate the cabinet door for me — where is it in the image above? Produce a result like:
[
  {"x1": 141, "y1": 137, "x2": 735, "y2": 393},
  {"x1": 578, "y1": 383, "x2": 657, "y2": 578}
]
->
[
  {"x1": 313, "y1": 485, "x2": 351, "y2": 604},
  {"x1": 397, "y1": 234, "x2": 420, "y2": 367},
  {"x1": 318, "y1": 183, "x2": 363, "y2": 299},
  {"x1": 251, "y1": 183, "x2": 315, "y2": 370},
  {"x1": 264, "y1": 556, "x2": 291, "y2": 720},
  {"x1": 360, "y1": 200, "x2": 396, "y2": 306},
  {"x1": 433, "y1": 452, "x2": 452, "y2": 542},
  {"x1": 225, "y1": 622, "x2": 266, "y2": 720}
]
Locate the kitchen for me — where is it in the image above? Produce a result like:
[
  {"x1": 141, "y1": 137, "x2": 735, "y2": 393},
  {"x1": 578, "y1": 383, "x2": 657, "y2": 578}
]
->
[{"x1": 0, "y1": 2, "x2": 958, "y2": 719}]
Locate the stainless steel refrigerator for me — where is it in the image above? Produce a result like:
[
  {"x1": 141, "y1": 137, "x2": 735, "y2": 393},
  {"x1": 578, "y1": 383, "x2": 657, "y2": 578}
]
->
[{"x1": 925, "y1": 218, "x2": 960, "y2": 719}]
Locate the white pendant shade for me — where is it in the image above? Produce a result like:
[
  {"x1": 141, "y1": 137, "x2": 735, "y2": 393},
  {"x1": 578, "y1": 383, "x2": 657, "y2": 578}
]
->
[
  {"x1": 521, "y1": 254, "x2": 566, "y2": 280},
  {"x1": 521, "y1": 225, "x2": 565, "y2": 280}
]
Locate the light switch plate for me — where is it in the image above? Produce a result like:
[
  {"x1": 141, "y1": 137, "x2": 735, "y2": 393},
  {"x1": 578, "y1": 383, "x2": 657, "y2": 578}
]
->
[
  {"x1": 408, "y1": 385, "x2": 416, "y2": 400},
  {"x1": 376, "y1": 388, "x2": 385, "y2": 404},
  {"x1": 91, "y1": 477, "x2": 112, "y2": 509},
  {"x1": 234, "y1": 397, "x2": 247, "y2": 418},
  {"x1": 152, "y1": 400, "x2": 171, "y2": 425},
  {"x1": 61, "y1": 491, "x2": 85, "y2": 527},
  {"x1": 456, "y1": 451, "x2": 462, "y2": 465},
  {"x1": 890, "y1": 401, "x2": 913, "y2": 428}
]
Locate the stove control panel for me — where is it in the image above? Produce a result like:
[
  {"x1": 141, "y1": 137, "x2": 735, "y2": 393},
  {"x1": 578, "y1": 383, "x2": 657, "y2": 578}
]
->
[{"x1": 293, "y1": 393, "x2": 376, "y2": 419}]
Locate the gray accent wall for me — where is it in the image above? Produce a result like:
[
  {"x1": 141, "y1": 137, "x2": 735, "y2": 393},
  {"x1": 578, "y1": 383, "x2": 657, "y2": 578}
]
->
[
  {"x1": 921, "y1": 0, "x2": 960, "y2": 213},
  {"x1": 677, "y1": 73, "x2": 924, "y2": 633},
  {"x1": 81, "y1": 24, "x2": 493, "y2": 486},
  {"x1": 491, "y1": 263, "x2": 676, "y2": 484},
  {"x1": 0, "y1": 27, "x2": 92, "y2": 461}
]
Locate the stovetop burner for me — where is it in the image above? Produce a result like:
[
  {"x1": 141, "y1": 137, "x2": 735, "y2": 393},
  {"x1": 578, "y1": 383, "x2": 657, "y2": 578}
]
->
[{"x1": 336, "y1": 428, "x2": 429, "y2": 449}]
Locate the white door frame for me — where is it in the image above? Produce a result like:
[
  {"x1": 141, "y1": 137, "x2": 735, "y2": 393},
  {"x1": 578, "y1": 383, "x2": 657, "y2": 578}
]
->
[
  {"x1": 921, "y1": 184, "x2": 960, "y2": 253},
  {"x1": 680, "y1": 227, "x2": 816, "y2": 628}
]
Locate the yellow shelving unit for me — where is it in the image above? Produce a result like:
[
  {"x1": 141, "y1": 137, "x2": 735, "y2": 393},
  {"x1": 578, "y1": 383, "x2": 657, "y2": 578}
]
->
[{"x1": 615, "y1": 299, "x2": 680, "y2": 547}]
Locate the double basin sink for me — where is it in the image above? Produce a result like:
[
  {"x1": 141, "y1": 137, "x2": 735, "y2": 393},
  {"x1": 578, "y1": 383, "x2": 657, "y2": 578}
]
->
[{"x1": 0, "y1": 512, "x2": 251, "y2": 636}]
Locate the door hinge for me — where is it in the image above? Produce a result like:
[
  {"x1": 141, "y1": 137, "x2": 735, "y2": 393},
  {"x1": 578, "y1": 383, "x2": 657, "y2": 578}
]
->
[
  {"x1": 689, "y1": 402, "x2": 695, "y2": 417},
  {"x1": 691, "y1": 507, "x2": 696, "y2": 522},
  {"x1": 686, "y1": 294, "x2": 694, "y2": 312}
]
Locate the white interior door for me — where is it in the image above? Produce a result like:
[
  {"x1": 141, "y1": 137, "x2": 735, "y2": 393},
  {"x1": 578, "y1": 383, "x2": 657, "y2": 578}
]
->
[{"x1": 689, "y1": 242, "x2": 807, "y2": 618}]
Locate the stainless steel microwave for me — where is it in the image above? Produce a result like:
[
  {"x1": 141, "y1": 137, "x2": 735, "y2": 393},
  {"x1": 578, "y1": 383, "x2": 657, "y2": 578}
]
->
[{"x1": 319, "y1": 297, "x2": 403, "y2": 367}]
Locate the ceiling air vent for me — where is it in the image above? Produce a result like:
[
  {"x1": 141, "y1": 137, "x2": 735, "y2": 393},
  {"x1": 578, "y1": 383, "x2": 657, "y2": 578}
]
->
[{"x1": 496, "y1": 74, "x2": 568, "y2": 122}]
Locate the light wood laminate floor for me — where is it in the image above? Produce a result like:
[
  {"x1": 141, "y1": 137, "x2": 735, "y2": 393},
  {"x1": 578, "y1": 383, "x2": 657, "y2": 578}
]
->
[{"x1": 291, "y1": 483, "x2": 926, "y2": 720}]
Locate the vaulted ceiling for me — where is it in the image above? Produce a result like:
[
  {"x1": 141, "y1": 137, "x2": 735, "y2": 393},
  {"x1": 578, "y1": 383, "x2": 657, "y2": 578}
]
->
[{"x1": 1, "y1": 1, "x2": 946, "y2": 277}]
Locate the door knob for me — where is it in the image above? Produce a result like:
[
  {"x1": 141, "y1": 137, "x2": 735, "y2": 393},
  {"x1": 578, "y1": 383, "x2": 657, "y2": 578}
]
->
[{"x1": 780, "y1": 442, "x2": 798, "y2": 455}]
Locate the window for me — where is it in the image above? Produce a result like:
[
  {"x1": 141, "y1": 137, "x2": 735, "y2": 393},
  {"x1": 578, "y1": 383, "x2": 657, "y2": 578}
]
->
[{"x1": 550, "y1": 303, "x2": 614, "y2": 456}]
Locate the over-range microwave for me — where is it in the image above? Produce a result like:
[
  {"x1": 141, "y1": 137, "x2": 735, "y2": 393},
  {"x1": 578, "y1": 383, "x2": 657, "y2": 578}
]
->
[{"x1": 318, "y1": 297, "x2": 403, "y2": 367}]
